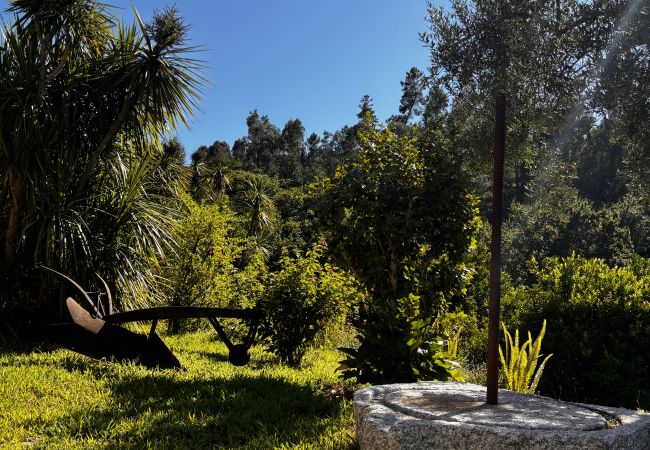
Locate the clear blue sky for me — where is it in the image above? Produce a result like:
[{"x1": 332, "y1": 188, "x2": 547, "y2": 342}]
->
[{"x1": 4, "y1": 0, "x2": 449, "y2": 155}]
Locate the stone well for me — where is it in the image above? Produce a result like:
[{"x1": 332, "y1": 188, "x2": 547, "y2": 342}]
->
[{"x1": 354, "y1": 382, "x2": 650, "y2": 449}]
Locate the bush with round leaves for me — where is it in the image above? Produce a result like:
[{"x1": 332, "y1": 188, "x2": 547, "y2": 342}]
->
[{"x1": 260, "y1": 243, "x2": 362, "y2": 366}]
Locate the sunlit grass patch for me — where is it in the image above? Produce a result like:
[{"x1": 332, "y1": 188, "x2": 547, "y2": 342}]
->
[{"x1": 0, "y1": 332, "x2": 357, "y2": 449}]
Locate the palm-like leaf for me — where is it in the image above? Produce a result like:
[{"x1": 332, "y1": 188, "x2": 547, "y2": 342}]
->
[
  {"x1": 0, "y1": 2, "x2": 206, "y2": 314},
  {"x1": 240, "y1": 178, "x2": 275, "y2": 237},
  {"x1": 499, "y1": 320, "x2": 553, "y2": 394},
  {"x1": 131, "y1": 5, "x2": 207, "y2": 133}
]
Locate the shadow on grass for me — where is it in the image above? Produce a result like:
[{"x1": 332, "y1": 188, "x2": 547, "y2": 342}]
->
[
  {"x1": 24, "y1": 360, "x2": 356, "y2": 449},
  {"x1": 181, "y1": 350, "x2": 282, "y2": 371},
  {"x1": 179, "y1": 348, "x2": 232, "y2": 364},
  {"x1": 0, "y1": 340, "x2": 52, "y2": 357}
]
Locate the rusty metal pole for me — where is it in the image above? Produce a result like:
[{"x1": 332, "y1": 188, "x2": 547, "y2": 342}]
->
[{"x1": 486, "y1": 92, "x2": 506, "y2": 405}]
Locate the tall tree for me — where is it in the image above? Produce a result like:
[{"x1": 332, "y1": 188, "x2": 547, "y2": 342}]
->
[
  {"x1": 422, "y1": 85, "x2": 449, "y2": 127},
  {"x1": 315, "y1": 119, "x2": 478, "y2": 383},
  {"x1": 398, "y1": 67, "x2": 428, "y2": 123},
  {"x1": 279, "y1": 119, "x2": 306, "y2": 185},
  {"x1": 420, "y1": 0, "x2": 638, "y2": 203},
  {"x1": 316, "y1": 120, "x2": 478, "y2": 312},
  {"x1": 243, "y1": 110, "x2": 281, "y2": 175},
  {"x1": 357, "y1": 94, "x2": 376, "y2": 121},
  {"x1": 590, "y1": 0, "x2": 650, "y2": 199},
  {"x1": 329, "y1": 126, "x2": 359, "y2": 168},
  {"x1": 231, "y1": 138, "x2": 248, "y2": 165},
  {"x1": 206, "y1": 140, "x2": 231, "y2": 166},
  {"x1": 305, "y1": 132, "x2": 340, "y2": 180}
]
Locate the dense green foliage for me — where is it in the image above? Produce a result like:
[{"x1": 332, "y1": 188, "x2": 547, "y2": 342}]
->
[
  {"x1": 315, "y1": 123, "x2": 478, "y2": 306},
  {"x1": 163, "y1": 197, "x2": 240, "y2": 310},
  {"x1": 422, "y1": 0, "x2": 649, "y2": 205},
  {"x1": 315, "y1": 122, "x2": 478, "y2": 383},
  {"x1": 338, "y1": 309, "x2": 465, "y2": 384},
  {"x1": 160, "y1": 196, "x2": 266, "y2": 332},
  {"x1": 1, "y1": 0, "x2": 649, "y2": 418},
  {"x1": 0, "y1": 332, "x2": 356, "y2": 449},
  {"x1": 414, "y1": 0, "x2": 650, "y2": 408},
  {"x1": 502, "y1": 186, "x2": 650, "y2": 281},
  {"x1": 260, "y1": 244, "x2": 362, "y2": 366},
  {"x1": 504, "y1": 255, "x2": 650, "y2": 408}
]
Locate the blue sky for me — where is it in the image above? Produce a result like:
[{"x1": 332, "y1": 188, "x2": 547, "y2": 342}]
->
[{"x1": 3, "y1": 0, "x2": 448, "y2": 155}]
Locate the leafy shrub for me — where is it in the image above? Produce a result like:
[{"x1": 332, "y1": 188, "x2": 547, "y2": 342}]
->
[
  {"x1": 260, "y1": 244, "x2": 362, "y2": 366},
  {"x1": 315, "y1": 122, "x2": 478, "y2": 383},
  {"x1": 338, "y1": 297, "x2": 464, "y2": 384},
  {"x1": 337, "y1": 317, "x2": 465, "y2": 385},
  {"x1": 441, "y1": 315, "x2": 464, "y2": 358},
  {"x1": 337, "y1": 311, "x2": 413, "y2": 384},
  {"x1": 499, "y1": 320, "x2": 552, "y2": 394},
  {"x1": 162, "y1": 195, "x2": 266, "y2": 332},
  {"x1": 505, "y1": 255, "x2": 650, "y2": 409},
  {"x1": 314, "y1": 123, "x2": 479, "y2": 307}
]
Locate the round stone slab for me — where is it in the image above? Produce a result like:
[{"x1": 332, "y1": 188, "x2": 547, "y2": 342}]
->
[
  {"x1": 383, "y1": 383, "x2": 606, "y2": 431},
  {"x1": 354, "y1": 382, "x2": 650, "y2": 450}
]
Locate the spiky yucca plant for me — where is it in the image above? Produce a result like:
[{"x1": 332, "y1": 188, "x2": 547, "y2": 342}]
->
[
  {"x1": 0, "y1": 1, "x2": 206, "y2": 321},
  {"x1": 499, "y1": 320, "x2": 552, "y2": 394}
]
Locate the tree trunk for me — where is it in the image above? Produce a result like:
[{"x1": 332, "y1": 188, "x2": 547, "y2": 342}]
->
[
  {"x1": 249, "y1": 196, "x2": 261, "y2": 237},
  {"x1": 5, "y1": 168, "x2": 25, "y2": 267}
]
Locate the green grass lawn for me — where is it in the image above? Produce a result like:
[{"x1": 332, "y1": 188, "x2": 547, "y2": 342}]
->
[{"x1": 0, "y1": 332, "x2": 357, "y2": 449}]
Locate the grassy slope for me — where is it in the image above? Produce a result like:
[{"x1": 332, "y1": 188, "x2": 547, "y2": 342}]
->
[{"x1": 0, "y1": 332, "x2": 357, "y2": 449}]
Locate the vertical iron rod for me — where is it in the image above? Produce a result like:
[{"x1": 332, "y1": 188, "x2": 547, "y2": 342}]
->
[{"x1": 487, "y1": 92, "x2": 506, "y2": 405}]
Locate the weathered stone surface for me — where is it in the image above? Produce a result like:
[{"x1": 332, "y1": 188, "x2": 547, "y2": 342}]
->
[{"x1": 354, "y1": 382, "x2": 650, "y2": 450}]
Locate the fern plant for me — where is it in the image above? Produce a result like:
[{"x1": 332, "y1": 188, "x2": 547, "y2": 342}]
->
[{"x1": 499, "y1": 320, "x2": 552, "y2": 394}]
